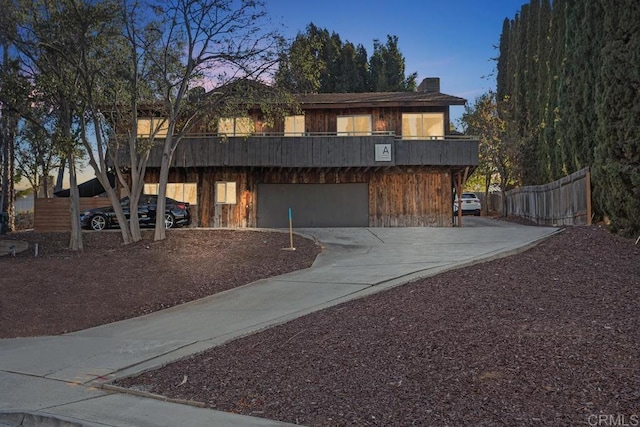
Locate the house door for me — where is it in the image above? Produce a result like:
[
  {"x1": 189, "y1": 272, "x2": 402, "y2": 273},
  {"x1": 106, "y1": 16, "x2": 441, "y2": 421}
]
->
[{"x1": 257, "y1": 183, "x2": 369, "y2": 227}]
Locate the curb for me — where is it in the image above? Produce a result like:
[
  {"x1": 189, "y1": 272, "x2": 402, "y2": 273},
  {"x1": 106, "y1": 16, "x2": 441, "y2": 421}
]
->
[{"x1": 0, "y1": 411, "x2": 103, "y2": 427}]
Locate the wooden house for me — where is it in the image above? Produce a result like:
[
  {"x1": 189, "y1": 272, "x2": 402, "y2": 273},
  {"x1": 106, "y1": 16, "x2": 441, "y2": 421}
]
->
[{"x1": 141, "y1": 78, "x2": 478, "y2": 228}]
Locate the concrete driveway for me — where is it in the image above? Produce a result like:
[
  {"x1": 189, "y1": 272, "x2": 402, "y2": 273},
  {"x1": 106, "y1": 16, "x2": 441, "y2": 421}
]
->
[
  {"x1": 0, "y1": 223, "x2": 559, "y2": 427},
  {"x1": 457, "y1": 216, "x2": 527, "y2": 227}
]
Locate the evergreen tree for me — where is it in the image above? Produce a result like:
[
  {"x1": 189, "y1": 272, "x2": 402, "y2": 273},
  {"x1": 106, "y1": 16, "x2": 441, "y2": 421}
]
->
[
  {"x1": 593, "y1": 0, "x2": 640, "y2": 236},
  {"x1": 355, "y1": 44, "x2": 370, "y2": 92},
  {"x1": 578, "y1": 0, "x2": 605, "y2": 167},
  {"x1": 534, "y1": 0, "x2": 552, "y2": 180},
  {"x1": 369, "y1": 35, "x2": 415, "y2": 92},
  {"x1": 277, "y1": 26, "x2": 415, "y2": 94},
  {"x1": 275, "y1": 23, "x2": 326, "y2": 94},
  {"x1": 496, "y1": 0, "x2": 640, "y2": 234},
  {"x1": 496, "y1": 18, "x2": 511, "y2": 103},
  {"x1": 544, "y1": 0, "x2": 566, "y2": 179},
  {"x1": 557, "y1": 0, "x2": 604, "y2": 175},
  {"x1": 335, "y1": 42, "x2": 365, "y2": 92},
  {"x1": 318, "y1": 30, "x2": 342, "y2": 93}
]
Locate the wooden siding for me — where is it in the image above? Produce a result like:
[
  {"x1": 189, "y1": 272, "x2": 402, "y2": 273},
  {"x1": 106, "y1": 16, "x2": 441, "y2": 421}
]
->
[
  {"x1": 369, "y1": 168, "x2": 452, "y2": 227},
  {"x1": 144, "y1": 166, "x2": 454, "y2": 228},
  {"x1": 34, "y1": 198, "x2": 112, "y2": 232},
  {"x1": 145, "y1": 136, "x2": 478, "y2": 169},
  {"x1": 300, "y1": 106, "x2": 451, "y2": 135},
  {"x1": 395, "y1": 139, "x2": 478, "y2": 166},
  {"x1": 191, "y1": 106, "x2": 452, "y2": 136}
]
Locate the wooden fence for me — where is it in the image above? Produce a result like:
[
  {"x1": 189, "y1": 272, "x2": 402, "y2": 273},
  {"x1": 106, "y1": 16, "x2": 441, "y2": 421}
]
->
[
  {"x1": 505, "y1": 167, "x2": 592, "y2": 226},
  {"x1": 34, "y1": 198, "x2": 110, "y2": 232}
]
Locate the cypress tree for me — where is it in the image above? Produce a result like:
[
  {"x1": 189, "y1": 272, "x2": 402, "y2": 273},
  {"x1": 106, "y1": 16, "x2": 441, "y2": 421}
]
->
[
  {"x1": 544, "y1": 0, "x2": 566, "y2": 179},
  {"x1": 593, "y1": 0, "x2": 640, "y2": 236},
  {"x1": 496, "y1": 18, "x2": 511, "y2": 103},
  {"x1": 534, "y1": 0, "x2": 552, "y2": 181},
  {"x1": 557, "y1": 1, "x2": 587, "y2": 173},
  {"x1": 516, "y1": 3, "x2": 549, "y2": 185},
  {"x1": 578, "y1": 0, "x2": 605, "y2": 167},
  {"x1": 497, "y1": 0, "x2": 640, "y2": 233}
]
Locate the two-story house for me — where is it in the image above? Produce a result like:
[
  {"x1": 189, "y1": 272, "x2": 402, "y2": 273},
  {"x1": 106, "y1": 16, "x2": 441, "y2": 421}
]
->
[{"x1": 140, "y1": 78, "x2": 478, "y2": 228}]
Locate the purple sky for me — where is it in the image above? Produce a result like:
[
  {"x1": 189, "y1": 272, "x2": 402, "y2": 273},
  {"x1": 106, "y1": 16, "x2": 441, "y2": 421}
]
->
[{"x1": 267, "y1": 0, "x2": 527, "y2": 124}]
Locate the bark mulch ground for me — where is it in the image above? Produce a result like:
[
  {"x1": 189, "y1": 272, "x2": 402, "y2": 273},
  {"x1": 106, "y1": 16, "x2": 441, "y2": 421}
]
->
[
  {"x1": 114, "y1": 226, "x2": 640, "y2": 426},
  {"x1": 0, "y1": 229, "x2": 320, "y2": 338}
]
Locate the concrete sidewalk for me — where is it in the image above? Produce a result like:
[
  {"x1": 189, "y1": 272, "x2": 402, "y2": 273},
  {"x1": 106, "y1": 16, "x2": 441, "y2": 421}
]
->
[{"x1": 0, "y1": 223, "x2": 558, "y2": 427}]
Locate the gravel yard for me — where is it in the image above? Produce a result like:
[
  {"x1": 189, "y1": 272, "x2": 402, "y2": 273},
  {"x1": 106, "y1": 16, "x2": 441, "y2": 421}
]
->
[
  {"x1": 0, "y1": 229, "x2": 320, "y2": 338},
  {"x1": 2, "y1": 225, "x2": 638, "y2": 426},
  {"x1": 115, "y1": 226, "x2": 640, "y2": 426}
]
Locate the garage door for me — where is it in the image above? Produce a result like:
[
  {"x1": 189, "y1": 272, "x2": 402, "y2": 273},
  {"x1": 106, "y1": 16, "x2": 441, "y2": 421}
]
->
[{"x1": 257, "y1": 183, "x2": 369, "y2": 227}]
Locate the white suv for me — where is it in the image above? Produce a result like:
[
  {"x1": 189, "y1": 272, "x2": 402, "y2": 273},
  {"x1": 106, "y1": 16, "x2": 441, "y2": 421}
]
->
[{"x1": 453, "y1": 192, "x2": 481, "y2": 216}]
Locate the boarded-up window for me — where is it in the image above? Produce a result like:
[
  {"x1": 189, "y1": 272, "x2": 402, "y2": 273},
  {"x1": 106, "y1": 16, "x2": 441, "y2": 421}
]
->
[
  {"x1": 337, "y1": 115, "x2": 372, "y2": 136},
  {"x1": 137, "y1": 117, "x2": 169, "y2": 138},
  {"x1": 284, "y1": 115, "x2": 305, "y2": 136},
  {"x1": 215, "y1": 182, "x2": 237, "y2": 204},
  {"x1": 143, "y1": 183, "x2": 197, "y2": 205},
  {"x1": 218, "y1": 117, "x2": 254, "y2": 136},
  {"x1": 401, "y1": 113, "x2": 444, "y2": 139}
]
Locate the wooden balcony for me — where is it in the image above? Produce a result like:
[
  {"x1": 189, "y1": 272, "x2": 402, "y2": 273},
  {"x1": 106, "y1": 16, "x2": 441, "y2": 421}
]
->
[{"x1": 144, "y1": 134, "x2": 479, "y2": 169}]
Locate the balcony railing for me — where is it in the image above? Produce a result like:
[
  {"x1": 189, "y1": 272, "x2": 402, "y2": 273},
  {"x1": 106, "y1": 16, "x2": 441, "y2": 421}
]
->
[{"x1": 143, "y1": 134, "x2": 479, "y2": 168}]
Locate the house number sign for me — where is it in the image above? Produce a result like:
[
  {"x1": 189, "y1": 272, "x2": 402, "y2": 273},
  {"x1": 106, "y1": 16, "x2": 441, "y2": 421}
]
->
[{"x1": 375, "y1": 144, "x2": 392, "y2": 162}]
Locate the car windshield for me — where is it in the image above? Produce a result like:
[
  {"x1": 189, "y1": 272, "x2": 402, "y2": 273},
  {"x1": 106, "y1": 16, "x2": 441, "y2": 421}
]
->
[
  {"x1": 120, "y1": 197, "x2": 130, "y2": 207},
  {"x1": 462, "y1": 193, "x2": 476, "y2": 199}
]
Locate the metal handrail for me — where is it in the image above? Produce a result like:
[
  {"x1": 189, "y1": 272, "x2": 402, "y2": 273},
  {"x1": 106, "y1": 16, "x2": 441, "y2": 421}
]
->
[{"x1": 177, "y1": 131, "x2": 477, "y2": 140}]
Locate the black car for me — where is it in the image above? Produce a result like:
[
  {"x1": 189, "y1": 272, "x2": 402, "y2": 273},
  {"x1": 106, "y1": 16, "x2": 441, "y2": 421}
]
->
[{"x1": 80, "y1": 195, "x2": 191, "y2": 231}]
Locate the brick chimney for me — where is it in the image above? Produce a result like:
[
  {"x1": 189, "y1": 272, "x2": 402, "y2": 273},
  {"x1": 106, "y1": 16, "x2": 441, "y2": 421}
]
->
[{"x1": 417, "y1": 77, "x2": 440, "y2": 93}]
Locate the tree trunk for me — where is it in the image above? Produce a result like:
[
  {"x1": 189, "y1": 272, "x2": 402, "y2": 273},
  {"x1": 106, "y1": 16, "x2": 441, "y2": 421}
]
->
[
  {"x1": 6, "y1": 118, "x2": 15, "y2": 231},
  {"x1": 96, "y1": 170, "x2": 132, "y2": 245},
  {"x1": 0, "y1": 113, "x2": 16, "y2": 232},
  {"x1": 153, "y1": 143, "x2": 173, "y2": 241},
  {"x1": 67, "y1": 148, "x2": 83, "y2": 251},
  {"x1": 128, "y1": 172, "x2": 145, "y2": 242},
  {"x1": 1, "y1": 125, "x2": 8, "y2": 218},
  {"x1": 484, "y1": 173, "x2": 491, "y2": 216},
  {"x1": 54, "y1": 163, "x2": 65, "y2": 193},
  {"x1": 501, "y1": 188, "x2": 508, "y2": 217}
]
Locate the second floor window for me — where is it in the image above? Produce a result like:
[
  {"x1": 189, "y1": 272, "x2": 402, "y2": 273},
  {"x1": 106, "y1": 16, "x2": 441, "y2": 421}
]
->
[
  {"x1": 401, "y1": 113, "x2": 444, "y2": 139},
  {"x1": 137, "y1": 117, "x2": 168, "y2": 138},
  {"x1": 218, "y1": 117, "x2": 254, "y2": 136},
  {"x1": 337, "y1": 114, "x2": 372, "y2": 136},
  {"x1": 284, "y1": 115, "x2": 305, "y2": 136}
]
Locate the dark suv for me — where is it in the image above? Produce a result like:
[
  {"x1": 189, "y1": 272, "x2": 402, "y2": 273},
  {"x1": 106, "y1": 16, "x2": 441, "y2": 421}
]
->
[{"x1": 80, "y1": 195, "x2": 191, "y2": 231}]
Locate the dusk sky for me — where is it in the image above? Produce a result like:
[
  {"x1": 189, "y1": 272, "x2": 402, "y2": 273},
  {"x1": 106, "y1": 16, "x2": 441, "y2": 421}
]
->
[{"x1": 267, "y1": 0, "x2": 527, "y2": 124}]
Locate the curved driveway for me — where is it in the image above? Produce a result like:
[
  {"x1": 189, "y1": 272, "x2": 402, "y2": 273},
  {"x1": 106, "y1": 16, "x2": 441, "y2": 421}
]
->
[{"x1": 0, "y1": 222, "x2": 558, "y2": 427}]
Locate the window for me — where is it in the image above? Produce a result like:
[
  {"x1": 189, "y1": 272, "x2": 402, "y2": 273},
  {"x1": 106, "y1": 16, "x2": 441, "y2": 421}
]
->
[
  {"x1": 284, "y1": 115, "x2": 305, "y2": 136},
  {"x1": 215, "y1": 181, "x2": 237, "y2": 204},
  {"x1": 337, "y1": 114, "x2": 372, "y2": 136},
  {"x1": 143, "y1": 183, "x2": 197, "y2": 205},
  {"x1": 137, "y1": 117, "x2": 169, "y2": 138},
  {"x1": 401, "y1": 113, "x2": 444, "y2": 139},
  {"x1": 218, "y1": 117, "x2": 254, "y2": 136}
]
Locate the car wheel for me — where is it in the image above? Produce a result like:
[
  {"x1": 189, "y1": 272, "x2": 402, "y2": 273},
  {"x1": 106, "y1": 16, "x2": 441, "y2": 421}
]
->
[
  {"x1": 164, "y1": 213, "x2": 175, "y2": 229},
  {"x1": 475, "y1": 210, "x2": 481, "y2": 216},
  {"x1": 90, "y1": 214, "x2": 107, "y2": 231}
]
